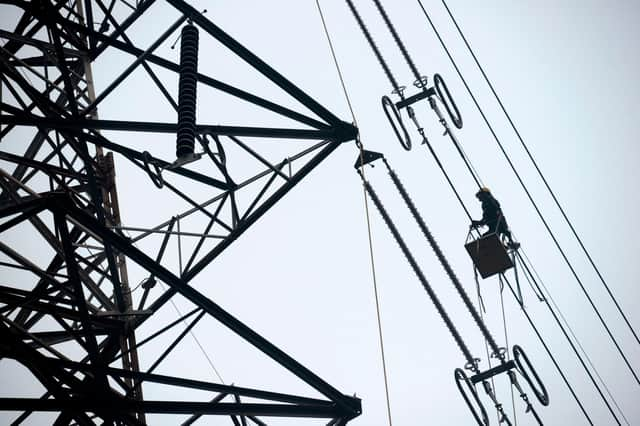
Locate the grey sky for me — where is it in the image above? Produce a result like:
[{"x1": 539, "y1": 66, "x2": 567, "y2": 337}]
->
[{"x1": 1, "y1": 0, "x2": 639, "y2": 425}]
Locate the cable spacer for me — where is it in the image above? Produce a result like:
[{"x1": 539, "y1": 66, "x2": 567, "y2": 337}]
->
[
  {"x1": 513, "y1": 344, "x2": 550, "y2": 406},
  {"x1": 434, "y1": 73, "x2": 463, "y2": 129},
  {"x1": 381, "y1": 95, "x2": 411, "y2": 151},
  {"x1": 455, "y1": 368, "x2": 489, "y2": 426}
]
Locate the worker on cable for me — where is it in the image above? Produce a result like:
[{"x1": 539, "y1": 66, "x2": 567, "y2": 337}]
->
[{"x1": 471, "y1": 187, "x2": 519, "y2": 249}]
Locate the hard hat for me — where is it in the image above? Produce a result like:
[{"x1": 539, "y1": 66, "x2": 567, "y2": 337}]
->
[{"x1": 476, "y1": 187, "x2": 491, "y2": 196}]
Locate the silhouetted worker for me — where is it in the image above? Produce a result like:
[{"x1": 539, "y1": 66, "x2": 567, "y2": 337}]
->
[{"x1": 471, "y1": 187, "x2": 519, "y2": 249}]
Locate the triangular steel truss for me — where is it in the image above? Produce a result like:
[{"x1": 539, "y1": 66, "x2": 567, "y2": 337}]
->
[{"x1": 0, "y1": 0, "x2": 360, "y2": 424}]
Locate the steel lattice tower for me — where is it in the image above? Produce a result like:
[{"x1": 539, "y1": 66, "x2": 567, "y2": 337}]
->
[{"x1": 0, "y1": 0, "x2": 361, "y2": 424}]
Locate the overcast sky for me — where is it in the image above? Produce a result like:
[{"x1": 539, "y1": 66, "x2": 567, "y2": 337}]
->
[{"x1": 2, "y1": 1, "x2": 640, "y2": 425}]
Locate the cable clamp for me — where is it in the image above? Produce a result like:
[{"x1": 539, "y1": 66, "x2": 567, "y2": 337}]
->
[
  {"x1": 391, "y1": 85, "x2": 406, "y2": 98},
  {"x1": 413, "y1": 75, "x2": 429, "y2": 88},
  {"x1": 464, "y1": 357, "x2": 481, "y2": 371},
  {"x1": 490, "y1": 346, "x2": 507, "y2": 360}
]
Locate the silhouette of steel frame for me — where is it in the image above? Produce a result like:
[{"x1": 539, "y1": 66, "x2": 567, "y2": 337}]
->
[
  {"x1": 0, "y1": 194, "x2": 362, "y2": 423},
  {"x1": 0, "y1": 0, "x2": 360, "y2": 424}
]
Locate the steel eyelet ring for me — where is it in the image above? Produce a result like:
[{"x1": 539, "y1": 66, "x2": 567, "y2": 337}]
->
[
  {"x1": 455, "y1": 368, "x2": 489, "y2": 426},
  {"x1": 413, "y1": 75, "x2": 428, "y2": 88},
  {"x1": 391, "y1": 85, "x2": 406, "y2": 97},
  {"x1": 513, "y1": 345, "x2": 549, "y2": 406},
  {"x1": 464, "y1": 357, "x2": 481, "y2": 371},
  {"x1": 490, "y1": 347, "x2": 507, "y2": 359},
  {"x1": 142, "y1": 151, "x2": 164, "y2": 189},
  {"x1": 381, "y1": 95, "x2": 411, "y2": 151},
  {"x1": 434, "y1": 73, "x2": 463, "y2": 129}
]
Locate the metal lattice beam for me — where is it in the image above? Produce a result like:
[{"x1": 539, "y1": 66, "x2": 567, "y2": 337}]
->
[{"x1": 0, "y1": 0, "x2": 360, "y2": 424}]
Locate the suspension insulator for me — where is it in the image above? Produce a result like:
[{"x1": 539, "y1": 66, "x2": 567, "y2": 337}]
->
[{"x1": 176, "y1": 24, "x2": 199, "y2": 159}]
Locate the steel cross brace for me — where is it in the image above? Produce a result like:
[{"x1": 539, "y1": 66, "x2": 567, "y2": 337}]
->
[{"x1": 47, "y1": 193, "x2": 361, "y2": 418}]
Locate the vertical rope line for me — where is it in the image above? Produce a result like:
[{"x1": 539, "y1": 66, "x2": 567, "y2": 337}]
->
[
  {"x1": 499, "y1": 275, "x2": 517, "y2": 425},
  {"x1": 315, "y1": 1, "x2": 393, "y2": 424},
  {"x1": 158, "y1": 282, "x2": 225, "y2": 384},
  {"x1": 476, "y1": 276, "x2": 499, "y2": 424},
  {"x1": 363, "y1": 190, "x2": 394, "y2": 426}
]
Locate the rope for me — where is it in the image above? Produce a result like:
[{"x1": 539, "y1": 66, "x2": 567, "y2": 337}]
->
[
  {"x1": 413, "y1": 123, "x2": 474, "y2": 221},
  {"x1": 501, "y1": 272, "x2": 612, "y2": 425},
  {"x1": 475, "y1": 267, "x2": 499, "y2": 424},
  {"x1": 158, "y1": 281, "x2": 225, "y2": 384},
  {"x1": 315, "y1": 2, "x2": 393, "y2": 424},
  {"x1": 439, "y1": 0, "x2": 640, "y2": 349},
  {"x1": 315, "y1": 0, "x2": 357, "y2": 121},
  {"x1": 516, "y1": 250, "x2": 630, "y2": 425},
  {"x1": 499, "y1": 275, "x2": 517, "y2": 425},
  {"x1": 417, "y1": 0, "x2": 640, "y2": 388}
]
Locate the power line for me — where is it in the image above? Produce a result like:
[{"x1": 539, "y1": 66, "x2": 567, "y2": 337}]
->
[
  {"x1": 315, "y1": 2, "x2": 394, "y2": 424},
  {"x1": 344, "y1": 0, "x2": 404, "y2": 98},
  {"x1": 370, "y1": 0, "x2": 424, "y2": 87},
  {"x1": 415, "y1": 0, "x2": 640, "y2": 389},
  {"x1": 500, "y1": 274, "x2": 595, "y2": 425},
  {"x1": 517, "y1": 250, "x2": 630, "y2": 425},
  {"x1": 344, "y1": 0, "x2": 482, "y2": 215},
  {"x1": 438, "y1": 0, "x2": 640, "y2": 349},
  {"x1": 409, "y1": 1, "x2": 630, "y2": 421}
]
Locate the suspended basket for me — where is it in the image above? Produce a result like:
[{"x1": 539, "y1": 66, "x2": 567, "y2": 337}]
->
[{"x1": 465, "y1": 233, "x2": 513, "y2": 279}]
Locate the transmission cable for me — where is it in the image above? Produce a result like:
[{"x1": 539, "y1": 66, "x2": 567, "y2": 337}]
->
[
  {"x1": 382, "y1": 158, "x2": 503, "y2": 359},
  {"x1": 315, "y1": 1, "x2": 394, "y2": 424},
  {"x1": 368, "y1": 0, "x2": 483, "y2": 189},
  {"x1": 343, "y1": 0, "x2": 478, "y2": 221},
  {"x1": 497, "y1": 273, "x2": 594, "y2": 424},
  {"x1": 517, "y1": 249, "x2": 630, "y2": 425},
  {"x1": 341, "y1": 1, "x2": 616, "y2": 422},
  {"x1": 344, "y1": 0, "x2": 404, "y2": 99},
  {"x1": 358, "y1": 167, "x2": 479, "y2": 369},
  {"x1": 438, "y1": 0, "x2": 640, "y2": 349},
  {"x1": 415, "y1": 0, "x2": 640, "y2": 388},
  {"x1": 415, "y1": 2, "x2": 628, "y2": 421},
  {"x1": 498, "y1": 275, "x2": 518, "y2": 425},
  {"x1": 360, "y1": 161, "x2": 541, "y2": 424}
]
